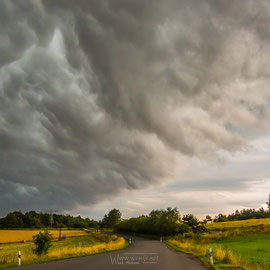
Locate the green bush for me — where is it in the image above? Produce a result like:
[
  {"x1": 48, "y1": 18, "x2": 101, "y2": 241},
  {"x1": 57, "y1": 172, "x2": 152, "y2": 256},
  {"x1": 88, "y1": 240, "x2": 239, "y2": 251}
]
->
[
  {"x1": 33, "y1": 230, "x2": 53, "y2": 255},
  {"x1": 178, "y1": 223, "x2": 191, "y2": 234}
]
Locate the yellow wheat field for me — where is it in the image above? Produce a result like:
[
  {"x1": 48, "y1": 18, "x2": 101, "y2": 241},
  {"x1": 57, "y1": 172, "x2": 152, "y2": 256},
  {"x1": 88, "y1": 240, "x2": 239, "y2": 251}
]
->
[
  {"x1": 205, "y1": 218, "x2": 270, "y2": 230},
  {"x1": 0, "y1": 235, "x2": 125, "y2": 266},
  {"x1": 0, "y1": 230, "x2": 88, "y2": 243}
]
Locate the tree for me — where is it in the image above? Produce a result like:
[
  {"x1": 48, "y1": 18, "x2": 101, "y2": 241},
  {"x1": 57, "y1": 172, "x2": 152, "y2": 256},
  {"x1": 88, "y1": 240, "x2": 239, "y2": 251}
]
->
[
  {"x1": 214, "y1": 213, "x2": 228, "y2": 222},
  {"x1": 117, "y1": 207, "x2": 183, "y2": 236},
  {"x1": 178, "y1": 223, "x2": 191, "y2": 234},
  {"x1": 182, "y1": 214, "x2": 199, "y2": 227},
  {"x1": 85, "y1": 218, "x2": 99, "y2": 229},
  {"x1": 159, "y1": 207, "x2": 181, "y2": 235},
  {"x1": 148, "y1": 209, "x2": 163, "y2": 235},
  {"x1": 4, "y1": 212, "x2": 24, "y2": 228},
  {"x1": 205, "y1": 215, "x2": 212, "y2": 222},
  {"x1": 33, "y1": 230, "x2": 52, "y2": 255},
  {"x1": 102, "y1": 209, "x2": 122, "y2": 228},
  {"x1": 0, "y1": 211, "x2": 100, "y2": 229}
]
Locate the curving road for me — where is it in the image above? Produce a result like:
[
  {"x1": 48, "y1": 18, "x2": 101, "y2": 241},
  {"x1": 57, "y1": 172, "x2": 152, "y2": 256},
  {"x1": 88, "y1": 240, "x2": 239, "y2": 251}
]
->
[{"x1": 10, "y1": 235, "x2": 209, "y2": 270}]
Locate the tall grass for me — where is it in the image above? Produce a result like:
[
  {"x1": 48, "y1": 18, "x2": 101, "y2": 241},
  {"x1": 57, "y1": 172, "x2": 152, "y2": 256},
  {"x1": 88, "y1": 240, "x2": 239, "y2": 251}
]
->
[
  {"x1": 87, "y1": 232, "x2": 118, "y2": 243},
  {"x1": 168, "y1": 239, "x2": 270, "y2": 270},
  {"x1": 174, "y1": 224, "x2": 270, "y2": 245},
  {"x1": 0, "y1": 234, "x2": 126, "y2": 267}
]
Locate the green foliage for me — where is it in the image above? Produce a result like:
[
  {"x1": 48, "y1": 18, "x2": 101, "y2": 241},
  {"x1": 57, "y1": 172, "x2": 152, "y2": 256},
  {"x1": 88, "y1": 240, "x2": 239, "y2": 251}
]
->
[
  {"x1": 33, "y1": 230, "x2": 53, "y2": 255},
  {"x1": 213, "y1": 208, "x2": 270, "y2": 223},
  {"x1": 101, "y1": 209, "x2": 122, "y2": 228},
  {"x1": 2, "y1": 212, "x2": 24, "y2": 228},
  {"x1": 182, "y1": 214, "x2": 199, "y2": 226},
  {"x1": 178, "y1": 223, "x2": 191, "y2": 233},
  {"x1": 214, "y1": 213, "x2": 228, "y2": 222},
  {"x1": 0, "y1": 211, "x2": 99, "y2": 229},
  {"x1": 117, "y1": 207, "x2": 184, "y2": 236},
  {"x1": 149, "y1": 207, "x2": 181, "y2": 235}
]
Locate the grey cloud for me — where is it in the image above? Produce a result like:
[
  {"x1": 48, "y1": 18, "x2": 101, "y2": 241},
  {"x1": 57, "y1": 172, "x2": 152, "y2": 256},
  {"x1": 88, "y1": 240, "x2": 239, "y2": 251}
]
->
[{"x1": 0, "y1": 0, "x2": 270, "y2": 215}]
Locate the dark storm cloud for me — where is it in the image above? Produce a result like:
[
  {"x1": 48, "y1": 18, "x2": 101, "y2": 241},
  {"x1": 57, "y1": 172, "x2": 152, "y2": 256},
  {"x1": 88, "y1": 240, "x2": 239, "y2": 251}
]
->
[{"x1": 1, "y1": 0, "x2": 270, "y2": 215}]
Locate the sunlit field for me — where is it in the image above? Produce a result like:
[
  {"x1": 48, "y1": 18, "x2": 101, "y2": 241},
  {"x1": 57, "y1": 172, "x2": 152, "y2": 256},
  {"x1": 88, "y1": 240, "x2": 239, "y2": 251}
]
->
[
  {"x1": 0, "y1": 233, "x2": 126, "y2": 268},
  {"x1": 169, "y1": 235, "x2": 270, "y2": 270},
  {"x1": 205, "y1": 218, "x2": 270, "y2": 231},
  {"x1": 214, "y1": 234, "x2": 270, "y2": 267},
  {"x1": 169, "y1": 218, "x2": 270, "y2": 270},
  {"x1": 0, "y1": 230, "x2": 88, "y2": 243}
]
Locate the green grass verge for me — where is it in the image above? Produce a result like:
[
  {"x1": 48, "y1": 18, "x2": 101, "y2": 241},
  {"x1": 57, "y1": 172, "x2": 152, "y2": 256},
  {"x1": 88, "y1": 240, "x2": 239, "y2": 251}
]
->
[
  {"x1": 166, "y1": 241, "x2": 247, "y2": 270},
  {"x1": 168, "y1": 232, "x2": 270, "y2": 270},
  {"x1": 166, "y1": 241, "x2": 215, "y2": 269},
  {"x1": 213, "y1": 234, "x2": 270, "y2": 266}
]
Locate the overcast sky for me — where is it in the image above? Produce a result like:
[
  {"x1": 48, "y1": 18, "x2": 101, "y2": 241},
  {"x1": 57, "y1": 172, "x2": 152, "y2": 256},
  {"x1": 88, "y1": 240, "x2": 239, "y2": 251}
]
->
[{"x1": 1, "y1": 0, "x2": 270, "y2": 220}]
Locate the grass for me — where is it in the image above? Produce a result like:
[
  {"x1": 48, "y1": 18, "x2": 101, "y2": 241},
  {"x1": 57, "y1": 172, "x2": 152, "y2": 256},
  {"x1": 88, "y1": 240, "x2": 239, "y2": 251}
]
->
[
  {"x1": 214, "y1": 234, "x2": 270, "y2": 267},
  {"x1": 206, "y1": 218, "x2": 270, "y2": 231},
  {"x1": 0, "y1": 230, "x2": 88, "y2": 243},
  {"x1": 168, "y1": 218, "x2": 270, "y2": 270},
  {"x1": 166, "y1": 240, "x2": 213, "y2": 268},
  {"x1": 0, "y1": 233, "x2": 127, "y2": 268},
  {"x1": 168, "y1": 233, "x2": 270, "y2": 270}
]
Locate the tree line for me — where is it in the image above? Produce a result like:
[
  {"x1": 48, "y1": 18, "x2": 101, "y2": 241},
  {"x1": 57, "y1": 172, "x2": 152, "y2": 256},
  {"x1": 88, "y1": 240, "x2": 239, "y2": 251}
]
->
[
  {"x1": 1, "y1": 204, "x2": 269, "y2": 230},
  {"x1": 0, "y1": 211, "x2": 98, "y2": 229},
  {"x1": 210, "y1": 208, "x2": 270, "y2": 223},
  {"x1": 116, "y1": 207, "x2": 192, "y2": 236}
]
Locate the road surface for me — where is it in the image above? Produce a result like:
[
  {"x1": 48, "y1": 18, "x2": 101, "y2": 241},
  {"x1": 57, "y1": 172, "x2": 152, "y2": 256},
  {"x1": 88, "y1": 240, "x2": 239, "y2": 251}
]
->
[{"x1": 10, "y1": 235, "x2": 209, "y2": 270}]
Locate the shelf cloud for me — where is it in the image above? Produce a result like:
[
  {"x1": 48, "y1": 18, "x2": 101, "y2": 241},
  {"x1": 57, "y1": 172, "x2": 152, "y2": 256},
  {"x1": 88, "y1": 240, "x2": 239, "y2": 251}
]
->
[{"x1": 1, "y1": 0, "x2": 270, "y2": 215}]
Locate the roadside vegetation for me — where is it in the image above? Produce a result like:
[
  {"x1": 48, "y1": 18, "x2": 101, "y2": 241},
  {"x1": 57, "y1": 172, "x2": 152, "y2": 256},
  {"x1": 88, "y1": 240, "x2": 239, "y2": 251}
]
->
[
  {"x1": 168, "y1": 217, "x2": 270, "y2": 270},
  {"x1": 168, "y1": 234, "x2": 270, "y2": 270},
  {"x1": 0, "y1": 231, "x2": 126, "y2": 268}
]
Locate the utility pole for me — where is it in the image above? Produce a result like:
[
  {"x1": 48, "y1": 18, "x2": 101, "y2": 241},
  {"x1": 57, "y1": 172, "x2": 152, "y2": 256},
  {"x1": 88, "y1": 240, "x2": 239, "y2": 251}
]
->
[
  {"x1": 46, "y1": 210, "x2": 58, "y2": 228},
  {"x1": 59, "y1": 215, "x2": 63, "y2": 241},
  {"x1": 46, "y1": 210, "x2": 65, "y2": 241}
]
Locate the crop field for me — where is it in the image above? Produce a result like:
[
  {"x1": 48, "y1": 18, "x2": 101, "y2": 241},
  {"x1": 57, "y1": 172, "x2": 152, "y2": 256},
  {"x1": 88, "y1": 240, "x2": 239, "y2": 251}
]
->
[
  {"x1": 0, "y1": 233, "x2": 126, "y2": 268},
  {"x1": 0, "y1": 230, "x2": 88, "y2": 244},
  {"x1": 206, "y1": 218, "x2": 270, "y2": 231}
]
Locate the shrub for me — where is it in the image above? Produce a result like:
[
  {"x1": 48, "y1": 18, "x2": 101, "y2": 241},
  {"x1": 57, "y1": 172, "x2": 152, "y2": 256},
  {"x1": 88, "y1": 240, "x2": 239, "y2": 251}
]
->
[
  {"x1": 33, "y1": 230, "x2": 53, "y2": 255},
  {"x1": 178, "y1": 223, "x2": 191, "y2": 234}
]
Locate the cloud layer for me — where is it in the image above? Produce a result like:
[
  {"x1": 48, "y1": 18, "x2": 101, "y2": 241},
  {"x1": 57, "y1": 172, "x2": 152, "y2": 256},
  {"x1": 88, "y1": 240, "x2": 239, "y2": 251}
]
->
[{"x1": 1, "y1": 0, "x2": 270, "y2": 215}]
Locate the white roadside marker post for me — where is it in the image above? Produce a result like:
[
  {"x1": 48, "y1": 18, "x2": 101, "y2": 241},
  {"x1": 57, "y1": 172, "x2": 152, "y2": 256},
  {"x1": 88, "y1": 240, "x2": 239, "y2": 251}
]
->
[
  {"x1": 209, "y1": 248, "x2": 213, "y2": 265},
  {"x1": 129, "y1": 238, "x2": 132, "y2": 244},
  {"x1": 18, "y1": 251, "x2": 21, "y2": 266}
]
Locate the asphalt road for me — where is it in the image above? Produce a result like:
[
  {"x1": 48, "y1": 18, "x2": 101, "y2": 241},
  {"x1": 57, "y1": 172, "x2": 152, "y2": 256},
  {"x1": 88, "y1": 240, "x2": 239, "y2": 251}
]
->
[{"x1": 10, "y1": 235, "x2": 209, "y2": 270}]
